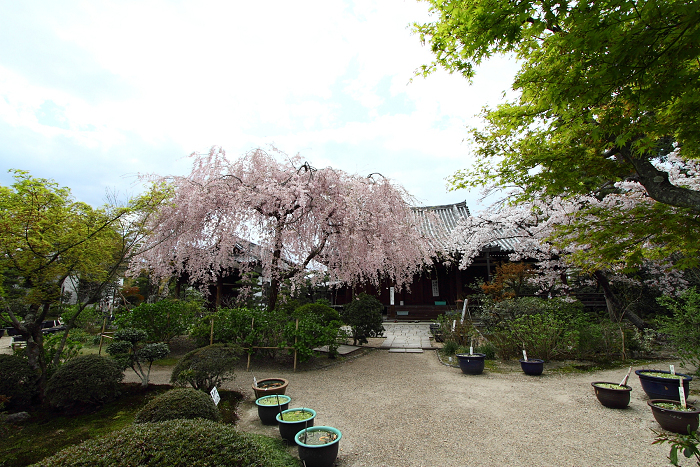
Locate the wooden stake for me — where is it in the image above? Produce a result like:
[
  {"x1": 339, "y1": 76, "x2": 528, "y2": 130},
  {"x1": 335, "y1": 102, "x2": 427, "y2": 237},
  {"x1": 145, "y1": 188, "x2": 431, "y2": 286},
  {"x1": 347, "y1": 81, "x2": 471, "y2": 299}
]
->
[
  {"x1": 293, "y1": 319, "x2": 299, "y2": 372},
  {"x1": 209, "y1": 314, "x2": 214, "y2": 346},
  {"x1": 619, "y1": 367, "x2": 632, "y2": 386},
  {"x1": 98, "y1": 316, "x2": 107, "y2": 355}
]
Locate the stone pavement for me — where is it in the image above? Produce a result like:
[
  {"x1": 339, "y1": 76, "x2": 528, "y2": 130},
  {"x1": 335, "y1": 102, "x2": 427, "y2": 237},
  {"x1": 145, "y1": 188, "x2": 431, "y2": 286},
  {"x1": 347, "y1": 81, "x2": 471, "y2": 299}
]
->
[{"x1": 379, "y1": 322, "x2": 434, "y2": 353}]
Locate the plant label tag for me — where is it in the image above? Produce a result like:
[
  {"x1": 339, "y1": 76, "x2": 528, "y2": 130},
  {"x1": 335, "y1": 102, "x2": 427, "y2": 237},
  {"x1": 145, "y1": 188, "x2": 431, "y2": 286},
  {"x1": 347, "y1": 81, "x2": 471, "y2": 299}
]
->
[
  {"x1": 522, "y1": 350, "x2": 528, "y2": 361},
  {"x1": 210, "y1": 386, "x2": 220, "y2": 406},
  {"x1": 452, "y1": 320, "x2": 456, "y2": 332},
  {"x1": 679, "y1": 386, "x2": 687, "y2": 409},
  {"x1": 670, "y1": 365, "x2": 675, "y2": 375},
  {"x1": 469, "y1": 346, "x2": 474, "y2": 355},
  {"x1": 253, "y1": 376, "x2": 257, "y2": 387}
]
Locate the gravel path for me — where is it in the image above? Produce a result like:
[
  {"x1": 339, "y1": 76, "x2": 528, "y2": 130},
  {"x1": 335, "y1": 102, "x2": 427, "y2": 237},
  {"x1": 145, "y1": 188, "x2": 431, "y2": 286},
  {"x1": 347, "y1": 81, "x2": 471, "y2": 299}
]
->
[{"x1": 129, "y1": 349, "x2": 697, "y2": 467}]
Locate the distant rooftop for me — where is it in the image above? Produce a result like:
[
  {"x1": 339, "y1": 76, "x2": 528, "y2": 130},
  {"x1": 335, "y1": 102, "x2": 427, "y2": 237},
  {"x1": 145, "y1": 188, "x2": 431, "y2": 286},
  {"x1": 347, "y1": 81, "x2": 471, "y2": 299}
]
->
[{"x1": 412, "y1": 201, "x2": 518, "y2": 253}]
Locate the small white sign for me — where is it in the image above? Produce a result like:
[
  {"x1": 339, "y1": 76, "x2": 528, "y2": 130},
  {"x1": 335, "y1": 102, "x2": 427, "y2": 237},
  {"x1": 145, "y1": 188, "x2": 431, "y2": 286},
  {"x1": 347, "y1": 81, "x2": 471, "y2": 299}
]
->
[
  {"x1": 679, "y1": 385, "x2": 687, "y2": 409},
  {"x1": 670, "y1": 364, "x2": 675, "y2": 375},
  {"x1": 522, "y1": 350, "x2": 528, "y2": 362},
  {"x1": 210, "y1": 387, "x2": 221, "y2": 406},
  {"x1": 389, "y1": 287, "x2": 395, "y2": 305},
  {"x1": 431, "y1": 279, "x2": 439, "y2": 297}
]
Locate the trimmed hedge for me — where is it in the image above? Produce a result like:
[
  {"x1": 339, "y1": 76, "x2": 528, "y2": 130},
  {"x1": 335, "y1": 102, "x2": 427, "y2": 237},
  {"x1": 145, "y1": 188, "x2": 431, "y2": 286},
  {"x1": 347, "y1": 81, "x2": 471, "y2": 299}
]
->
[
  {"x1": 0, "y1": 354, "x2": 37, "y2": 409},
  {"x1": 170, "y1": 344, "x2": 239, "y2": 392},
  {"x1": 134, "y1": 388, "x2": 220, "y2": 424},
  {"x1": 30, "y1": 418, "x2": 302, "y2": 467},
  {"x1": 45, "y1": 355, "x2": 123, "y2": 410}
]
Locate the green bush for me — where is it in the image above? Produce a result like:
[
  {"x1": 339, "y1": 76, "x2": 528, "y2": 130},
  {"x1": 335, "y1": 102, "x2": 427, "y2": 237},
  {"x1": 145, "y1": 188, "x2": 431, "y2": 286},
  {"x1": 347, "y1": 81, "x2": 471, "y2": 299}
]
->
[
  {"x1": 45, "y1": 355, "x2": 123, "y2": 410},
  {"x1": 341, "y1": 293, "x2": 385, "y2": 345},
  {"x1": 134, "y1": 388, "x2": 221, "y2": 424},
  {"x1": 30, "y1": 418, "x2": 301, "y2": 467},
  {"x1": 171, "y1": 344, "x2": 240, "y2": 392},
  {"x1": 60, "y1": 305, "x2": 103, "y2": 334},
  {"x1": 442, "y1": 340, "x2": 459, "y2": 356},
  {"x1": 106, "y1": 328, "x2": 169, "y2": 387},
  {"x1": 659, "y1": 287, "x2": 700, "y2": 375},
  {"x1": 189, "y1": 307, "x2": 287, "y2": 351},
  {"x1": 483, "y1": 297, "x2": 584, "y2": 360},
  {"x1": 286, "y1": 301, "x2": 344, "y2": 360},
  {"x1": 0, "y1": 354, "x2": 37, "y2": 409},
  {"x1": 114, "y1": 298, "x2": 200, "y2": 343},
  {"x1": 42, "y1": 330, "x2": 88, "y2": 378}
]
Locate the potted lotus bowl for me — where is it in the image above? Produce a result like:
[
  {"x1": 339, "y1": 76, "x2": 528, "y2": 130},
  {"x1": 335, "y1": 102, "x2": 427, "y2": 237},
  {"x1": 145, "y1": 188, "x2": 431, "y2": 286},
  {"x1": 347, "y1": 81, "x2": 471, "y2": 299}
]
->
[
  {"x1": 276, "y1": 407, "x2": 316, "y2": 443},
  {"x1": 520, "y1": 358, "x2": 545, "y2": 376},
  {"x1": 295, "y1": 426, "x2": 342, "y2": 467},
  {"x1": 255, "y1": 394, "x2": 290, "y2": 425},
  {"x1": 456, "y1": 353, "x2": 486, "y2": 375},
  {"x1": 635, "y1": 370, "x2": 692, "y2": 401},
  {"x1": 648, "y1": 399, "x2": 700, "y2": 434},
  {"x1": 591, "y1": 382, "x2": 632, "y2": 409},
  {"x1": 252, "y1": 377, "x2": 289, "y2": 399}
]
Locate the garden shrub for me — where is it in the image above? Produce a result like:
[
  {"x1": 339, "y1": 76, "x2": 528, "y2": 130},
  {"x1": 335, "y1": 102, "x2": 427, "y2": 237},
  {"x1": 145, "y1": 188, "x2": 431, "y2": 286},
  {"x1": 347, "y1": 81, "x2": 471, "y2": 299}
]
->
[
  {"x1": 60, "y1": 304, "x2": 103, "y2": 334},
  {"x1": 659, "y1": 287, "x2": 700, "y2": 375},
  {"x1": 482, "y1": 297, "x2": 584, "y2": 360},
  {"x1": 134, "y1": 388, "x2": 221, "y2": 423},
  {"x1": 189, "y1": 307, "x2": 287, "y2": 351},
  {"x1": 0, "y1": 354, "x2": 37, "y2": 409},
  {"x1": 31, "y1": 418, "x2": 301, "y2": 467},
  {"x1": 45, "y1": 355, "x2": 123, "y2": 410},
  {"x1": 341, "y1": 293, "x2": 385, "y2": 345},
  {"x1": 114, "y1": 298, "x2": 200, "y2": 344},
  {"x1": 442, "y1": 340, "x2": 459, "y2": 356},
  {"x1": 435, "y1": 314, "x2": 480, "y2": 347},
  {"x1": 106, "y1": 328, "x2": 169, "y2": 387},
  {"x1": 170, "y1": 344, "x2": 240, "y2": 392},
  {"x1": 42, "y1": 330, "x2": 88, "y2": 378},
  {"x1": 286, "y1": 301, "x2": 344, "y2": 360}
]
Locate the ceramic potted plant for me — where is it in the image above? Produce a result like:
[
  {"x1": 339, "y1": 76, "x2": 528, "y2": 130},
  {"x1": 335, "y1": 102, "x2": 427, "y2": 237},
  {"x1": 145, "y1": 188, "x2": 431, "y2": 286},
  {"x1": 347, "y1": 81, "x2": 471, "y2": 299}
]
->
[
  {"x1": 255, "y1": 394, "x2": 290, "y2": 425},
  {"x1": 456, "y1": 345, "x2": 485, "y2": 375},
  {"x1": 276, "y1": 407, "x2": 316, "y2": 443},
  {"x1": 592, "y1": 367, "x2": 633, "y2": 409},
  {"x1": 635, "y1": 368, "x2": 692, "y2": 401},
  {"x1": 295, "y1": 426, "x2": 342, "y2": 467},
  {"x1": 519, "y1": 350, "x2": 544, "y2": 376},
  {"x1": 648, "y1": 399, "x2": 700, "y2": 434},
  {"x1": 252, "y1": 377, "x2": 289, "y2": 399}
]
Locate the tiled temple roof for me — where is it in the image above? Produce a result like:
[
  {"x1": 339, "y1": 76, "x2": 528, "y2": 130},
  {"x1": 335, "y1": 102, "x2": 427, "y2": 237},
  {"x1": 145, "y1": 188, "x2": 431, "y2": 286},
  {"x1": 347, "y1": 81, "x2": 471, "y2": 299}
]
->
[{"x1": 412, "y1": 201, "x2": 518, "y2": 253}]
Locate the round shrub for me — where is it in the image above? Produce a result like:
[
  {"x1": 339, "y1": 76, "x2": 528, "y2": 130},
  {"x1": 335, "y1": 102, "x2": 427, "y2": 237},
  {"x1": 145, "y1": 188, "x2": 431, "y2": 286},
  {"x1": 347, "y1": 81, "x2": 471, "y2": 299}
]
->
[
  {"x1": 170, "y1": 344, "x2": 240, "y2": 392},
  {"x1": 342, "y1": 293, "x2": 385, "y2": 345},
  {"x1": 0, "y1": 354, "x2": 37, "y2": 409},
  {"x1": 134, "y1": 388, "x2": 221, "y2": 423},
  {"x1": 45, "y1": 354, "x2": 123, "y2": 410},
  {"x1": 293, "y1": 302, "x2": 340, "y2": 325},
  {"x1": 31, "y1": 419, "x2": 300, "y2": 467}
]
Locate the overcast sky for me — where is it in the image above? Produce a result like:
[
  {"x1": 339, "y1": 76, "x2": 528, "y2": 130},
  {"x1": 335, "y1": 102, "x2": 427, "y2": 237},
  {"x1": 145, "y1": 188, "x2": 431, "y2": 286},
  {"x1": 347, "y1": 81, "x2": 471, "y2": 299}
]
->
[{"x1": 0, "y1": 0, "x2": 518, "y2": 211}]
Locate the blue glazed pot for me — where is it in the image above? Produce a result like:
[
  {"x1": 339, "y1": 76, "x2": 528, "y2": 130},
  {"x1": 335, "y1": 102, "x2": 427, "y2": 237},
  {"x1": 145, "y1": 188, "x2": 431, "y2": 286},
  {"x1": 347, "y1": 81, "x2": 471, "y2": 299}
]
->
[
  {"x1": 276, "y1": 408, "x2": 316, "y2": 443},
  {"x1": 635, "y1": 370, "x2": 692, "y2": 401},
  {"x1": 295, "y1": 426, "x2": 342, "y2": 467},
  {"x1": 457, "y1": 353, "x2": 486, "y2": 375},
  {"x1": 255, "y1": 395, "x2": 290, "y2": 425},
  {"x1": 520, "y1": 359, "x2": 544, "y2": 376}
]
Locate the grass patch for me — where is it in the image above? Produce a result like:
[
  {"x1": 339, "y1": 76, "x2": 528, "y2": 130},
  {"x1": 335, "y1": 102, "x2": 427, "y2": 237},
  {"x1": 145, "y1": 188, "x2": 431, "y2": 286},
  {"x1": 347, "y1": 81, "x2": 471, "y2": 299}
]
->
[{"x1": 0, "y1": 384, "x2": 242, "y2": 467}]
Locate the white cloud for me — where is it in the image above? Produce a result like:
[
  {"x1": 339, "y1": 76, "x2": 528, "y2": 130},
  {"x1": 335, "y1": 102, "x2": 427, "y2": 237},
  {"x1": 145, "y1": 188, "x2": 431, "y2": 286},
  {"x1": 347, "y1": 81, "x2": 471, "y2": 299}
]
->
[{"x1": 0, "y1": 0, "x2": 519, "y2": 209}]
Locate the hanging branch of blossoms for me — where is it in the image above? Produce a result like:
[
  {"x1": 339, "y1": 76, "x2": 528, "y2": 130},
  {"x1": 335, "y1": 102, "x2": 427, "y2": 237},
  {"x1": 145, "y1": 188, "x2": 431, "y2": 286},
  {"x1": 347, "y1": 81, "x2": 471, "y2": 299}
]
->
[
  {"x1": 448, "y1": 170, "x2": 694, "y2": 330},
  {"x1": 132, "y1": 146, "x2": 433, "y2": 311}
]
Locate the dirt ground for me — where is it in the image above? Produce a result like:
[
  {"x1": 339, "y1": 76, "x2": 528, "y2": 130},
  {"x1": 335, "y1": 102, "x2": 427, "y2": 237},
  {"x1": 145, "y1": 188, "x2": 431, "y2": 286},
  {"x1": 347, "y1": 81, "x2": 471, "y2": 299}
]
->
[{"x1": 126, "y1": 345, "x2": 699, "y2": 467}]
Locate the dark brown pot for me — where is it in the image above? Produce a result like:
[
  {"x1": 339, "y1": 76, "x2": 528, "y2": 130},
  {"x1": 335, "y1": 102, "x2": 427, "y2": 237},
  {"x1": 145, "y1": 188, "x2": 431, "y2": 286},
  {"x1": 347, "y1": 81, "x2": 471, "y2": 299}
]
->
[
  {"x1": 591, "y1": 382, "x2": 632, "y2": 409},
  {"x1": 252, "y1": 378, "x2": 289, "y2": 399},
  {"x1": 648, "y1": 399, "x2": 700, "y2": 434}
]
